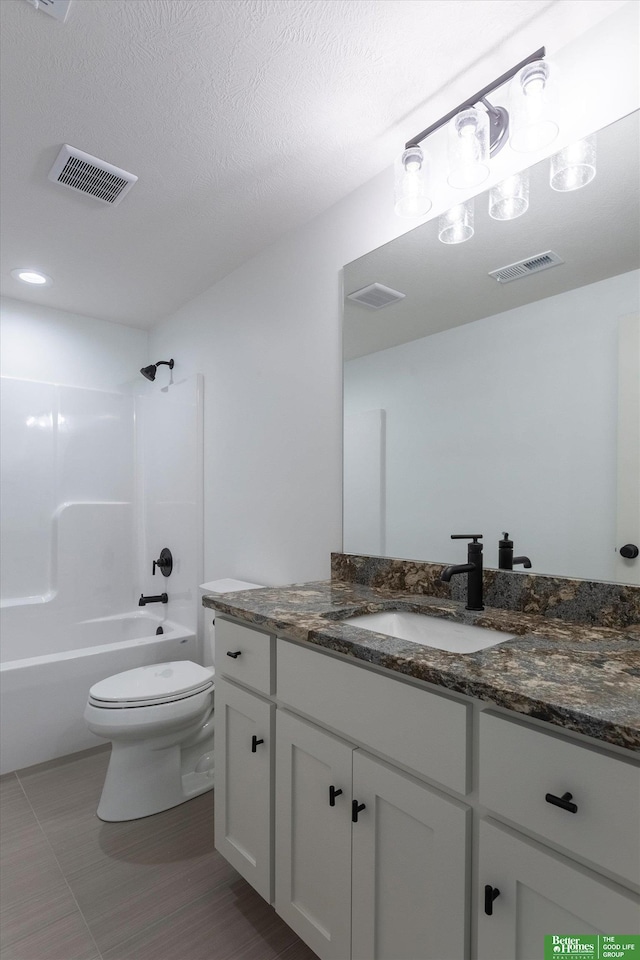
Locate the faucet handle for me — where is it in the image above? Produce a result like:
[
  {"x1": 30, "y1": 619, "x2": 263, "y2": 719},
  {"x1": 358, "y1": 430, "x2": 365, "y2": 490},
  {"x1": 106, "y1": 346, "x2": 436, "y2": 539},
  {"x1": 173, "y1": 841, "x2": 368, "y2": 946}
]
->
[{"x1": 451, "y1": 534, "x2": 483, "y2": 542}]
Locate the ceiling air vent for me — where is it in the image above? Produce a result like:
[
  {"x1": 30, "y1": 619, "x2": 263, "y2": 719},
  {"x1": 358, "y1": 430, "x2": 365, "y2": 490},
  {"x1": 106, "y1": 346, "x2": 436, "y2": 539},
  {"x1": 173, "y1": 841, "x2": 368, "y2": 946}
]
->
[
  {"x1": 347, "y1": 283, "x2": 406, "y2": 310},
  {"x1": 24, "y1": 0, "x2": 72, "y2": 23},
  {"x1": 48, "y1": 145, "x2": 137, "y2": 206},
  {"x1": 489, "y1": 250, "x2": 564, "y2": 284}
]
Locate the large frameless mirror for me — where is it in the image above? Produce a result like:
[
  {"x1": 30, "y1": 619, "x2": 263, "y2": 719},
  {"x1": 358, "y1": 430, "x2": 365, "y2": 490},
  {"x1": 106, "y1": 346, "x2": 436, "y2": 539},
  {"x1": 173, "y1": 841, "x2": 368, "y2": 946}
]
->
[{"x1": 343, "y1": 111, "x2": 640, "y2": 584}]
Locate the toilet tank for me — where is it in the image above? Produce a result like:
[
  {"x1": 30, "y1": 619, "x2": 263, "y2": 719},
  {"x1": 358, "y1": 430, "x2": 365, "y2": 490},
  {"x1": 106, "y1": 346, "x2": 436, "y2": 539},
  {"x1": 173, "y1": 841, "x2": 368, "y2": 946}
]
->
[{"x1": 199, "y1": 579, "x2": 264, "y2": 668}]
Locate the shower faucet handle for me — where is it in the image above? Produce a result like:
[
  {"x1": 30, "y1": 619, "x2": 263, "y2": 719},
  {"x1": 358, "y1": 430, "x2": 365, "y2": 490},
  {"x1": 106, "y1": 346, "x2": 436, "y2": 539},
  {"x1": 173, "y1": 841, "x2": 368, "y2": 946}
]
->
[{"x1": 152, "y1": 548, "x2": 173, "y2": 577}]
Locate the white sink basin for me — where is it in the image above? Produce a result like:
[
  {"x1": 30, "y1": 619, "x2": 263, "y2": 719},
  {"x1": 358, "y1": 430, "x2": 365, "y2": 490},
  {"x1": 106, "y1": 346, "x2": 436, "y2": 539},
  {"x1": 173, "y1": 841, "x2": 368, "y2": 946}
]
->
[{"x1": 342, "y1": 611, "x2": 513, "y2": 654}]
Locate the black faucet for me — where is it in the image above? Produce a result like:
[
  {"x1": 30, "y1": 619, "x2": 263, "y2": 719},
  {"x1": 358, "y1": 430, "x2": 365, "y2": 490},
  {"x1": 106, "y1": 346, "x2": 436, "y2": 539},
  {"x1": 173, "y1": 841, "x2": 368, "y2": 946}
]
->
[
  {"x1": 440, "y1": 534, "x2": 484, "y2": 611},
  {"x1": 498, "y1": 532, "x2": 532, "y2": 570},
  {"x1": 139, "y1": 593, "x2": 168, "y2": 606}
]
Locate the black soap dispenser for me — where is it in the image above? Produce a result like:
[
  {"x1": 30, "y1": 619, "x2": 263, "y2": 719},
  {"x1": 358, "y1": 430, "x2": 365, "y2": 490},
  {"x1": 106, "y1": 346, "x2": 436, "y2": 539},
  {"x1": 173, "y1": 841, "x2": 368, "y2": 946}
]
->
[{"x1": 498, "y1": 532, "x2": 514, "y2": 570}]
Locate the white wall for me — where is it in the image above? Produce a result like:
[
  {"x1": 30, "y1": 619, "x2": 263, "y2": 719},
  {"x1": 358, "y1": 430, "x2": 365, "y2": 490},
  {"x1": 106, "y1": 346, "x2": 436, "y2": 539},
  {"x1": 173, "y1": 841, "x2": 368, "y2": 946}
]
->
[
  {"x1": 0, "y1": 296, "x2": 148, "y2": 389},
  {"x1": 150, "y1": 6, "x2": 639, "y2": 588},
  {"x1": 344, "y1": 271, "x2": 639, "y2": 582}
]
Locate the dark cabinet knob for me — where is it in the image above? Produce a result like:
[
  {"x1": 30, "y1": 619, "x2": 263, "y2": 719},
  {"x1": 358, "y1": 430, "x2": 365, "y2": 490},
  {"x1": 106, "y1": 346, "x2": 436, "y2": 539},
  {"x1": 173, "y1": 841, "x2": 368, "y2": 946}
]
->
[
  {"x1": 352, "y1": 800, "x2": 366, "y2": 822},
  {"x1": 545, "y1": 791, "x2": 578, "y2": 813},
  {"x1": 251, "y1": 736, "x2": 264, "y2": 753},
  {"x1": 484, "y1": 885, "x2": 500, "y2": 916},
  {"x1": 226, "y1": 650, "x2": 242, "y2": 659},
  {"x1": 620, "y1": 544, "x2": 639, "y2": 559},
  {"x1": 329, "y1": 786, "x2": 343, "y2": 807}
]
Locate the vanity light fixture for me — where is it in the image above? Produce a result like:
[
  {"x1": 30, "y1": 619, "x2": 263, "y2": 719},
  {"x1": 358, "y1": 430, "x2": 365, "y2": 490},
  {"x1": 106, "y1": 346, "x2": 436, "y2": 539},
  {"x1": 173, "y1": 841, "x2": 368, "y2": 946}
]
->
[
  {"x1": 549, "y1": 135, "x2": 596, "y2": 191},
  {"x1": 395, "y1": 47, "x2": 546, "y2": 221},
  {"x1": 11, "y1": 268, "x2": 52, "y2": 285}
]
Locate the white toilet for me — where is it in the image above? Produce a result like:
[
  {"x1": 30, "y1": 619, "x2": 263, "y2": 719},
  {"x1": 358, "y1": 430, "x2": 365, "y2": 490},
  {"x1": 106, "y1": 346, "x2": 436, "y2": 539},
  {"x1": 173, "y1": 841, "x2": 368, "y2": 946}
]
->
[
  {"x1": 86, "y1": 579, "x2": 264, "y2": 822},
  {"x1": 84, "y1": 661, "x2": 215, "y2": 822}
]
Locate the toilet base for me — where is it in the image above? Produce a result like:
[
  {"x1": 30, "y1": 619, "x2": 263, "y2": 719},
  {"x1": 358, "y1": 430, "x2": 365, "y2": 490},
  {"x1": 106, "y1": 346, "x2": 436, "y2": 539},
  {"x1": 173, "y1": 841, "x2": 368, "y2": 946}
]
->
[{"x1": 96, "y1": 719, "x2": 215, "y2": 822}]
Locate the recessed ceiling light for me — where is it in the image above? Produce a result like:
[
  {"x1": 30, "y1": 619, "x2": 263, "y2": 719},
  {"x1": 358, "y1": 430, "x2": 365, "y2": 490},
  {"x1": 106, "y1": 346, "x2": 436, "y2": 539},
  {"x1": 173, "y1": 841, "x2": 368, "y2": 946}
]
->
[{"x1": 11, "y1": 268, "x2": 52, "y2": 286}]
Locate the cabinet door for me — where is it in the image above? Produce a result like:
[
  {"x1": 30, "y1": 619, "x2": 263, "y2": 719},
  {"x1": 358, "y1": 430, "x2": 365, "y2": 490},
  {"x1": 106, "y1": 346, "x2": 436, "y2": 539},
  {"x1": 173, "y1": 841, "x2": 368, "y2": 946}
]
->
[
  {"x1": 214, "y1": 677, "x2": 274, "y2": 902},
  {"x1": 351, "y1": 752, "x2": 469, "y2": 960},
  {"x1": 275, "y1": 710, "x2": 354, "y2": 960},
  {"x1": 477, "y1": 820, "x2": 640, "y2": 960}
]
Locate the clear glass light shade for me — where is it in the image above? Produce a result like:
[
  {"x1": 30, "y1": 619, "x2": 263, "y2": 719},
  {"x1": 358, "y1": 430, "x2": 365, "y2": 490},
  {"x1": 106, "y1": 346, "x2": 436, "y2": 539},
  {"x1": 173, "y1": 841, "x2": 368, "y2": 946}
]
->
[
  {"x1": 438, "y1": 200, "x2": 474, "y2": 244},
  {"x1": 550, "y1": 135, "x2": 596, "y2": 191},
  {"x1": 447, "y1": 107, "x2": 490, "y2": 189},
  {"x1": 489, "y1": 171, "x2": 530, "y2": 220},
  {"x1": 394, "y1": 146, "x2": 432, "y2": 217},
  {"x1": 509, "y1": 59, "x2": 559, "y2": 154}
]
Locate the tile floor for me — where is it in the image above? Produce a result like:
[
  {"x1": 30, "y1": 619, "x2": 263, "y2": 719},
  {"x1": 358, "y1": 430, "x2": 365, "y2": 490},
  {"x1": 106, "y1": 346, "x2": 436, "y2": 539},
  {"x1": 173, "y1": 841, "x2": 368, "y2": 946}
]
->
[{"x1": 0, "y1": 747, "x2": 318, "y2": 960}]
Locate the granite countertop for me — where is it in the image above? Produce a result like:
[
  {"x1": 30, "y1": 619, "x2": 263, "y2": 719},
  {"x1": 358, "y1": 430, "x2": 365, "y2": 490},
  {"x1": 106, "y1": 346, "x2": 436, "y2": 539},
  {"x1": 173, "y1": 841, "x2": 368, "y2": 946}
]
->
[{"x1": 203, "y1": 580, "x2": 640, "y2": 752}]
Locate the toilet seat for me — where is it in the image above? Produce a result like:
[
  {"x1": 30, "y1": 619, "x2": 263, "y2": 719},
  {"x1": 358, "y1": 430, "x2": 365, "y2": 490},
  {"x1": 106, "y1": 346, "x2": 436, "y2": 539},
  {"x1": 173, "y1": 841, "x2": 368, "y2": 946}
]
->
[{"x1": 89, "y1": 661, "x2": 214, "y2": 709}]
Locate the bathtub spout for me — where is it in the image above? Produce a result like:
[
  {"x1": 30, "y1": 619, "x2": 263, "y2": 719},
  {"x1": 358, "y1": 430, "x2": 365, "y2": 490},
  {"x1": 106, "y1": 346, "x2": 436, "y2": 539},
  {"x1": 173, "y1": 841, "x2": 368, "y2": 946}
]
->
[{"x1": 139, "y1": 593, "x2": 168, "y2": 606}]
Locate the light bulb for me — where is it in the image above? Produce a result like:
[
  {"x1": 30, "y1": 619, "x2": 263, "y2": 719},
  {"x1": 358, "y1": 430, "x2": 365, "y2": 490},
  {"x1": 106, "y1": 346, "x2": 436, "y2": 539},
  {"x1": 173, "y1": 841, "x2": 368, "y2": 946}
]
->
[
  {"x1": 447, "y1": 107, "x2": 490, "y2": 189},
  {"x1": 509, "y1": 59, "x2": 559, "y2": 154},
  {"x1": 394, "y1": 146, "x2": 432, "y2": 218},
  {"x1": 403, "y1": 147, "x2": 423, "y2": 173}
]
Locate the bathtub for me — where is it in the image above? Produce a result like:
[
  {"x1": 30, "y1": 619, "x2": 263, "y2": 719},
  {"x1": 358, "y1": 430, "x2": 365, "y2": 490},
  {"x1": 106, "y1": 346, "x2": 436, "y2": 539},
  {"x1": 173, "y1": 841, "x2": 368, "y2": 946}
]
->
[{"x1": 0, "y1": 611, "x2": 198, "y2": 774}]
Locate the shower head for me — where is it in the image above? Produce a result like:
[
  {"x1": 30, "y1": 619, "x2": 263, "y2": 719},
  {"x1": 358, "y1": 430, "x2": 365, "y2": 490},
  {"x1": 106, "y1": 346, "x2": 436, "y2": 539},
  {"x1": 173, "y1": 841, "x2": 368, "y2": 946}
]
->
[{"x1": 140, "y1": 359, "x2": 174, "y2": 381}]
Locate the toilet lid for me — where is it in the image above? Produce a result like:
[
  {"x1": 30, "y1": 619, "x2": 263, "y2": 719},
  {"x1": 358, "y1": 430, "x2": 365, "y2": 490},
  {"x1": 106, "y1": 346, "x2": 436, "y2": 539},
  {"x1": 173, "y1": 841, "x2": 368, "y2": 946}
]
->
[{"x1": 89, "y1": 661, "x2": 214, "y2": 705}]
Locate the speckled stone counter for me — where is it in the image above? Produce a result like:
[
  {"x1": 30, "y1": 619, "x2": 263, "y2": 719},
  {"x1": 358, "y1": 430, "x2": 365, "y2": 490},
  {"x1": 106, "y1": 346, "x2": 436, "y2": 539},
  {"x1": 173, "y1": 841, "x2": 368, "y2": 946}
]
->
[{"x1": 203, "y1": 577, "x2": 640, "y2": 752}]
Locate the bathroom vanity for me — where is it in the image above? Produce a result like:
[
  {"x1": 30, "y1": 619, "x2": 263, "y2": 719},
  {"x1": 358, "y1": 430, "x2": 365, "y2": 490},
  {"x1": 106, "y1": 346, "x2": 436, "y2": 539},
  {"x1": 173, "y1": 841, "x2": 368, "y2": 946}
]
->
[{"x1": 204, "y1": 563, "x2": 640, "y2": 960}]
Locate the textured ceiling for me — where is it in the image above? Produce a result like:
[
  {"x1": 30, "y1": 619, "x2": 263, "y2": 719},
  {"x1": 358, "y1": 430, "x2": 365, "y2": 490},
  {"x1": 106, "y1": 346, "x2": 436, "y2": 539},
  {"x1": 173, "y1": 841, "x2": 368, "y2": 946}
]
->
[{"x1": 0, "y1": 0, "x2": 628, "y2": 328}]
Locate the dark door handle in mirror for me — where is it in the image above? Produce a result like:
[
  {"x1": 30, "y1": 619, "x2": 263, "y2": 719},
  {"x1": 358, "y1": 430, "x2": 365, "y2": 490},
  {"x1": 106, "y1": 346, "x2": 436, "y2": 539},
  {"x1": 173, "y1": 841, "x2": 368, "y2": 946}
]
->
[
  {"x1": 620, "y1": 544, "x2": 639, "y2": 559},
  {"x1": 251, "y1": 736, "x2": 264, "y2": 753},
  {"x1": 329, "y1": 786, "x2": 343, "y2": 806},
  {"x1": 484, "y1": 885, "x2": 500, "y2": 916},
  {"x1": 545, "y1": 791, "x2": 578, "y2": 813},
  {"x1": 226, "y1": 650, "x2": 242, "y2": 658},
  {"x1": 352, "y1": 800, "x2": 366, "y2": 822}
]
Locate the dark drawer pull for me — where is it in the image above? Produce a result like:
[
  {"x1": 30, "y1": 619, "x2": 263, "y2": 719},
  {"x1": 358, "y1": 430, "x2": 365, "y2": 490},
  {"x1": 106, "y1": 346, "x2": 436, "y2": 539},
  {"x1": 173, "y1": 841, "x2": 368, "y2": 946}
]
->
[
  {"x1": 484, "y1": 885, "x2": 500, "y2": 916},
  {"x1": 226, "y1": 650, "x2": 242, "y2": 659},
  {"x1": 329, "y1": 786, "x2": 343, "y2": 807},
  {"x1": 352, "y1": 799, "x2": 366, "y2": 822},
  {"x1": 251, "y1": 736, "x2": 264, "y2": 753},
  {"x1": 545, "y1": 791, "x2": 578, "y2": 814}
]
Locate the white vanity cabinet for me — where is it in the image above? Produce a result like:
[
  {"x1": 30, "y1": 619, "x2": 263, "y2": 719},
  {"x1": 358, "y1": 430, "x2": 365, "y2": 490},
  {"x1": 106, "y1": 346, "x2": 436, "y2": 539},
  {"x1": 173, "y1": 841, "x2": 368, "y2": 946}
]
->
[
  {"x1": 214, "y1": 620, "x2": 276, "y2": 903},
  {"x1": 349, "y1": 750, "x2": 468, "y2": 960},
  {"x1": 274, "y1": 709, "x2": 469, "y2": 960},
  {"x1": 476, "y1": 711, "x2": 640, "y2": 957},
  {"x1": 213, "y1": 613, "x2": 640, "y2": 960},
  {"x1": 477, "y1": 820, "x2": 640, "y2": 960},
  {"x1": 274, "y1": 709, "x2": 354, "y2": 960}
]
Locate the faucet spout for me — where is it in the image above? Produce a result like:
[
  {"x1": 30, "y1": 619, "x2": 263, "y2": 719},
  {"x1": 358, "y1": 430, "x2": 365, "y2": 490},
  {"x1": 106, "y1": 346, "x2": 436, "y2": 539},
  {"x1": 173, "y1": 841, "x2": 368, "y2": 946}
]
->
[
  {"x1": 440, "y1": 562, "x2": 475, "y2": 582},
  {"x1": 139, "y1": 593, "x2": 168, "y2": 606},
  {"x1": 440, "y1": 534, "x2": 484, "y2": 611}
]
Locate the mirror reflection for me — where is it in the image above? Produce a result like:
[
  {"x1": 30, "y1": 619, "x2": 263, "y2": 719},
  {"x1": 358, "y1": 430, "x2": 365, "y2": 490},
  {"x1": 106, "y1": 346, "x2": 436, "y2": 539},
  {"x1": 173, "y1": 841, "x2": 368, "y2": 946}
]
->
[{"x1": 343, "y1": 111, "x2": 640, "y2": 584}]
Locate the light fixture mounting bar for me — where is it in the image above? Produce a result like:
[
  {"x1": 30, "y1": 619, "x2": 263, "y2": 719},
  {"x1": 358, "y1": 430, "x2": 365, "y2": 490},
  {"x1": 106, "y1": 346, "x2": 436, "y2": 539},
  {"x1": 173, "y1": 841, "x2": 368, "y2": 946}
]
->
[{"x1": 404, "y1": 46, "x2": 545, "y2": 149}]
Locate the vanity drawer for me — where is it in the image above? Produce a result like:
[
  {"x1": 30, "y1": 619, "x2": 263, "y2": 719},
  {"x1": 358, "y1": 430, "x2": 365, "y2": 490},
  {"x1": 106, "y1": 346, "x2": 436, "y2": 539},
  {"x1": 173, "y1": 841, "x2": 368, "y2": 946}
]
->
[
  {"x1": 216, "y1": 617, "x2": 275, "y2": 695},
  {"x1": 276, "y1": 638, "x2": 469, "y2": 794},
  {"x1": 478, "y1": 711, "x2": 640, "y2": 885}
]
